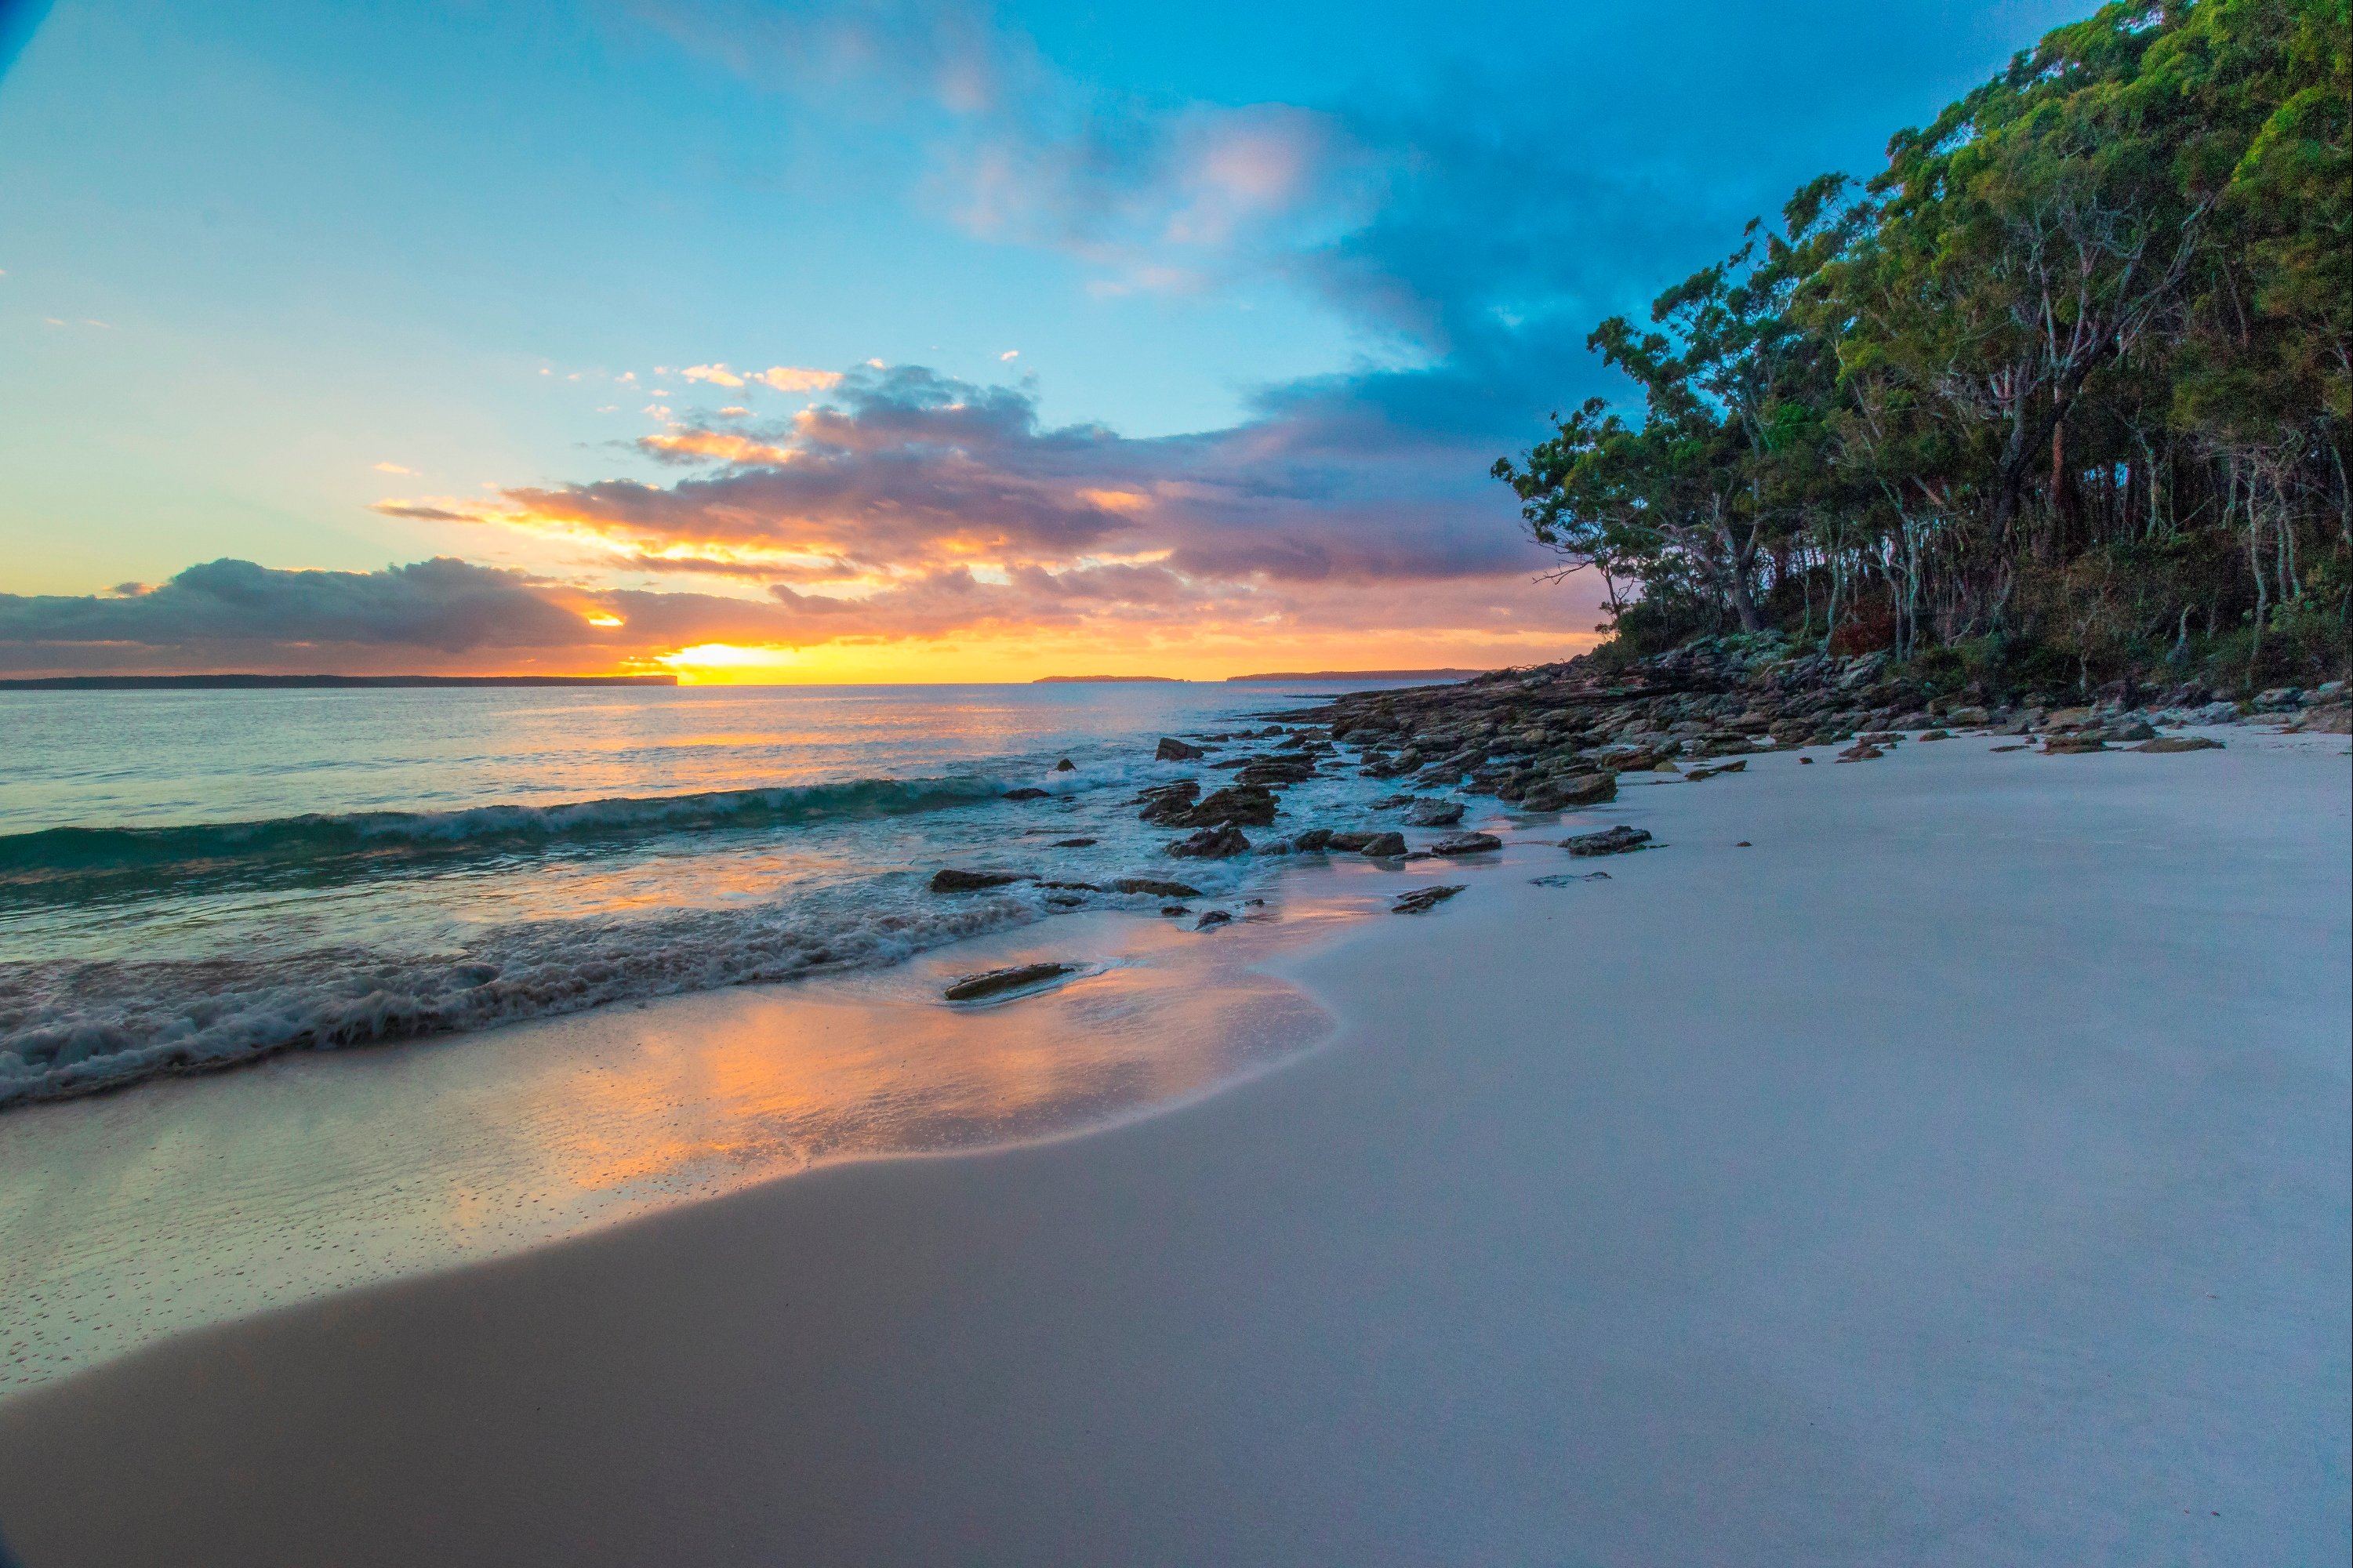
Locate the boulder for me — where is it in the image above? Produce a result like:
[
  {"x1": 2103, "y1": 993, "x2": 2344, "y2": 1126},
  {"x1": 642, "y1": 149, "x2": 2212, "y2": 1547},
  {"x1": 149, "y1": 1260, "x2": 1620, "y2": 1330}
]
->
[
  {"x1": 2132, "y1": 736, "x2": 2224, "y2": 753},
  {"x1": 1053, "y1": 758, "x2": 1077, "y2": 771},
  {"x1": 1357, "y1": 832, "x2": 1408, "y2": 857},
  {"x1": 1944, "y1": 706, "x2": 1989, "y2": 727},
  {"x1": 1391, "y1": 884, "x2": 1465, "y2": 915},
  {"x1": 1402, "y1": 798, "x2": 1465, "y2": 826},
  {"x1": 1171, "y1": 784, "x2": 1280, "y2": 828},
  {"x1": 1429, "y1": 831, "x2": 1502, "y2": 855},
  {"x1": 944, "y1": 962, "x2": 1074, "y2": 1002},
  {"x1": 1562, "y1": 826, "x2": 1653, "y2": 857},
  {"x1": 1154, "y1": 736, "x2": 1206, "y2": 760},
  {"x1": 1002, "y1": 787, "x2": 1050, "y2": 801},
  {"x1": 1915, "y1": 729, "x2": 1952, "y2": 742},
  {"x1": 1521, "y1": 771, "x2": 1616, "y2": 810},
  {"x1": 2103, "y1": 720, "x2": 2157, "y2": 742},
  {"x1": 1289, "y1": 829, "x2": 1335, "y2": 852},
  {"x1": 1113, "y1": 877, "x2": 1203, "y2": 897},
  {"x1": 1136, "y1": 780, "x2": 1201, "y2": 822},
  {"x1": 929, "y1": 869, "x2": 1026, "y2": 893},
  {"x1": 1194, "y1": 909, "x2": 1234, "y2": 930},
  {"x1": 1167, "y1": 826, "x2": 1252, "y2": 858}
]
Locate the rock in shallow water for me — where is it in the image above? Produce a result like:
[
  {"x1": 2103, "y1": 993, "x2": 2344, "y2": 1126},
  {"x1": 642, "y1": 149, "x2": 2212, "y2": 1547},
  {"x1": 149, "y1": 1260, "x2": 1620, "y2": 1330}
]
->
[
  {"x1": 944, "y1": 962, "x2": 1073, "y2": 1002},
  {"x1": 1169, "y1": 785, "x2": 1280, "y2": 829},
  {"x1": 1352, "y1": 831, "x2": 1408, "y2": 857},
  {"x1": 1194, "y1": 909, "x2": 1233, "y2": 930},
  {"x1": 930, "y1": 868, "x2": 1026, "y2": 892},
  {"x1": 1114, "y1": 877, "x2": 1203, "y2": 898},
  {"x1": 1402, "y1": 798, "x2": 1465, "y2": 826},
  {"x1": 1391, "y1": 884, "x2": 1465, "y2": 914},
  {"x1": 2132, "y1": 736, "x2": 2224, "y2": 753},
  {"x1": 1429, "y1": 831, "x2": 1501, "y2": 856},
  {"x1": 1167, "y1": 826, "x2": 1251, "y2": 858},
  {"x1": 1154, "y1": 736, "x2": 1206, "y2": 760}
]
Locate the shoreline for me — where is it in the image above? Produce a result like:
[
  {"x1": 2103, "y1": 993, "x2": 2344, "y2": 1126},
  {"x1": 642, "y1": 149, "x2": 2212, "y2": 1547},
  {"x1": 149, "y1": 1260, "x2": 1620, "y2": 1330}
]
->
[
  {"x1": 0, "y1": 729, "x2": 2344, "y2": 1563},
  {"x1": 0, "y1": 871, "x2": 1417, "y2": 1397}
]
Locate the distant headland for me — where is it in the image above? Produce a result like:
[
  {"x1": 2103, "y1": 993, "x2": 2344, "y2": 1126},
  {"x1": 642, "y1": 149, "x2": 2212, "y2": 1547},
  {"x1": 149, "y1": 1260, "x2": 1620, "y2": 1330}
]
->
[
  {"x1": 1226, "y1": 668, "x2": 1489, "y2": 684},
  {"x1": 0, "y1": 673, "x2": 680, "y2": 691},
  {"x1": 1031, "y1": 675, "x2": 1185, "y2": 684}
]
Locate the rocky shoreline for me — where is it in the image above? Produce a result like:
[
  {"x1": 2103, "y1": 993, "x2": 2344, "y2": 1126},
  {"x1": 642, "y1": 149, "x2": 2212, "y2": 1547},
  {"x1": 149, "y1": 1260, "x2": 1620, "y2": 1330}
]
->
[{"x1": 919, "y1": 635, "x2": 2347, "y2": 993}]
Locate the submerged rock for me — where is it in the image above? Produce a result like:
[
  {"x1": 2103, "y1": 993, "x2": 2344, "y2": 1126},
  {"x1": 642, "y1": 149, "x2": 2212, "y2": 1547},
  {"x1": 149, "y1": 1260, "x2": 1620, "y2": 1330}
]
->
[
  {"x1": 929, "y1": 869, "x2": 1026, "y2": 892},
  {"x1": 1054, "y1": 757, "x2": 1077, "y2": 771},
  {"x1": 1051, "y1": 837, "x2": 1098, "y2": 848},
  {"x1": 2132, "y1": 736, "x2": 2224, "y2": 753},
  {"x1": 1194, "y1": 909, "x2": 1234, "y2": 931},
  {"x1": 945, "y1": 962, "x2": 1073, "y2": 1001},
  {"x1": 2044, "y1": 736, "x2": 2108, "y2": 754},
  {"x1": 1288, "y1": 828, "x2": 1335, "y2": 852},
  {"x1": 1685, "y1": 760, "x2": 1747, "y2": 781},
  {"x1": 1002, "y1": 787, "x2": 1051, "y2": 801},
  {"x1": 1531, "y1": 871, "x2": 1612, "y2": 886},
  {"x1": 1391, "y1": 884, "x2": 1465, "y2": 915},
  {"x1": 1562, "y1": 826, "x2": 1653, "y2": 857},
  {"x1": 1429, "y1": 831, "x2": 1502, "y2": 856}
]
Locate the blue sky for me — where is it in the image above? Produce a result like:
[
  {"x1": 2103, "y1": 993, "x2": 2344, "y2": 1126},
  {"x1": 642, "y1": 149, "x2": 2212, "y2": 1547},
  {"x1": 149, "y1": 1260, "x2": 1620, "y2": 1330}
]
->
[{"x1": 0, "y1": 0, "x2": 2085, "y2": 678}]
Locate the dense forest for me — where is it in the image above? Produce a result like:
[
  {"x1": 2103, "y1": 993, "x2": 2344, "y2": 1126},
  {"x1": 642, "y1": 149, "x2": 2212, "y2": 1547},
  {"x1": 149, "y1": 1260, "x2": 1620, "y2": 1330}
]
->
[{"x1": 1494, "y1": 0, "x2": 2350, "y2": 695}]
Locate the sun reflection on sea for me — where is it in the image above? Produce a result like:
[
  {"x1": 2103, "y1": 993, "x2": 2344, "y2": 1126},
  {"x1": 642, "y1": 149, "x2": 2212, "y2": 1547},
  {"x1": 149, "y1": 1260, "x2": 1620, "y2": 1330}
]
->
[{"x1": 0, "y1": 893, "x2": 1370, "y2": 1398}]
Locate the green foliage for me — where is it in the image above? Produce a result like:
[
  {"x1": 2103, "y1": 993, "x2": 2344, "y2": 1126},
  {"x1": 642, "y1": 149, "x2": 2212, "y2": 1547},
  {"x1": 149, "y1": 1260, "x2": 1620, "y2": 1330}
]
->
[{"x1": 1498, "y1": 0, "x2": 2351, "y2": 693}]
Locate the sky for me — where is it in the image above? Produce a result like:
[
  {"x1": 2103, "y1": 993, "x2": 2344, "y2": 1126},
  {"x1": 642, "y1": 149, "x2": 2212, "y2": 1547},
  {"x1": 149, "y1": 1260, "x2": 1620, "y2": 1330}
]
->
[{"x1": 0, "y1": 0, "x2": 2086, "y2": 682}]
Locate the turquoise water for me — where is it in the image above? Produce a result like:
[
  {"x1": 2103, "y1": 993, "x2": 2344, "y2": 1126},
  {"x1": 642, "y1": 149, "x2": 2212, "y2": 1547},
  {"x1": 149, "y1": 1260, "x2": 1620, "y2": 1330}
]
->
[{"x1": 0, "y1": 682, "x2": 1416, "y2": 1104}]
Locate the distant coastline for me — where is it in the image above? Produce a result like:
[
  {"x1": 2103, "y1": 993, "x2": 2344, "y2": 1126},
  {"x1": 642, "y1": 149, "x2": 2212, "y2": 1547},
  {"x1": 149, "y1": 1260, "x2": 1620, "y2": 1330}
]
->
[
  {"x1": 0, "y1": 673, "x2": 679, "y2": 691},
  {"x1": 1226, "y1": 668, "x2": 1488, "y2": 684},
  {"x1": 1030, "y1": 675, "x2": 1185, "y2": 684}
]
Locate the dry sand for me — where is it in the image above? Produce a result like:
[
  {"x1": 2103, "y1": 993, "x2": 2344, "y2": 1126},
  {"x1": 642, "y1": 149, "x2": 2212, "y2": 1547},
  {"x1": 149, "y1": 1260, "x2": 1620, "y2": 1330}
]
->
[{"x1": 0, "y1": 731, "x2": 2344, "y2": 1566}]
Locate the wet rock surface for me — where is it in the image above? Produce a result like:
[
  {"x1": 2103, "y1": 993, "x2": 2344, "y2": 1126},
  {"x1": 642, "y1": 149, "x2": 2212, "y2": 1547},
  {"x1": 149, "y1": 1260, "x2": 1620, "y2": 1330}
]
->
[
  {"x1": 1401, "y1": 799, "x2": 1465, "y2": 826},
  {"x1": 1167, "y1": 826, "x2": 1252, "y2": 859},
  {"x1": 1429, "y1": 832, "x2": 1502, "y2": 856},
  {"x1": 1154, "y1": 736, "x2": 1206, "y2": 761},
  {"x1": 943, "y1": 962, "x2": 1073, "y2": 1001},
  {"x1": 1563, "y1": 826, "x2": 1654, "y2": 858},
  {"x1": 930, "y1": 869, "x2": 1027, "y2": 893},
  {"x1": 1113, "y1": 877, "x2": 1202, "y2": 898},
  {"x1": 1391, "y1": 884, "x2": 1465, "y2": 915}
]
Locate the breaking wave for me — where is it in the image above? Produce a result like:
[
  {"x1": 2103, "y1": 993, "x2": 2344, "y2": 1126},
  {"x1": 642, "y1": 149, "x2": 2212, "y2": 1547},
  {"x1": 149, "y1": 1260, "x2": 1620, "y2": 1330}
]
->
[
  {"x1": 0, "y1": 872, "x2": 1189, "y2": 1106},
  {"x1": 0, "y1": 776, "x2": 1008, "y2": 904}
]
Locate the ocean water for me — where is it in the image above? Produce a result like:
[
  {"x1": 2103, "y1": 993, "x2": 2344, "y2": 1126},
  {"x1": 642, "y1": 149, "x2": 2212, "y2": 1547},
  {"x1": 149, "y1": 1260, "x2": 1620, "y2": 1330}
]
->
[{"x1": 0, "y1": 681, "x2": 1417, "y2": 1105}]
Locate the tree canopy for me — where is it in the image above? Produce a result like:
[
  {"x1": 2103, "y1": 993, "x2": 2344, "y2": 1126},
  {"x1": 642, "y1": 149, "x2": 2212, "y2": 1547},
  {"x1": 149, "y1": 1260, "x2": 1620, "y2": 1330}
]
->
[{"x1": 1495, "y1": 0, "x2": 2351, "y2": 693}]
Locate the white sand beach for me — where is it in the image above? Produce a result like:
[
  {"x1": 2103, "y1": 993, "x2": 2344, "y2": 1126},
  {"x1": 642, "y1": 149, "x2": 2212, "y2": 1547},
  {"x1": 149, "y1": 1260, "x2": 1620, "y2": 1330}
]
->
[{"x1": 0, "y1": 731, "x2": 2344, "y2": 1566}]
